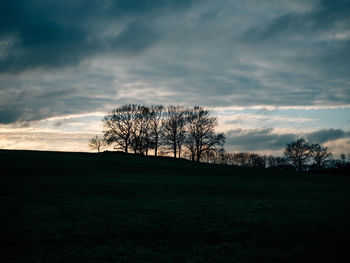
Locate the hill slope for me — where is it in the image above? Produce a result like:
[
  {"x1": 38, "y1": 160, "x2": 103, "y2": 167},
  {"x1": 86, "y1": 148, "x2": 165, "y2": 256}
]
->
[{"x1": 1, "y1": 150, "x2": 350, "y2": 262}]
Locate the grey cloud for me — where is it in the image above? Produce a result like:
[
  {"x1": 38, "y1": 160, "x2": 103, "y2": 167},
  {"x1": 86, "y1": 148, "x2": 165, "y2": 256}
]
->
[
  {"x1": 108, "y1": 22, "x2": 160, "y2": 54},
  {"x1": 225, "y1": 128, "x2": 350, "y2": 152},
  {"x1": 243, "y1": 0, "x2": 350, "y2": 42},
  {"x1": 0, "y1": 66, "x2": 119, "y2": 123},
  {"x1": 306, "y1": 129, "x2": 350, "y2": 144},
  {"x1": 0, "y1": 0, "x2": 195, "y2": 73},
  {"x1": 225, "y1": 128, "x2": 297, "y2": 151},
  {"x1": 1, "y1": 0, "x2": 350, "y2": 124},
  {"x1": 0, "y1": 95, "x2": 113, "y2": 124},
  {"x1": 0, "y1": 109, "x2": 21, "y2": 124}
]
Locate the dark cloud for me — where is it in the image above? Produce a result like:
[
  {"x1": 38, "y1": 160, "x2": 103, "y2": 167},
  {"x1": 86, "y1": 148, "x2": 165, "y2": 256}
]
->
[
  {"x1": 306, "y1": 129, "x2": 350, "y2": 144},
  {"x1": 0, "y1": 109, "x2": 21, "y2": 124},
  {"x1": 0, "y1": 0, "x2": 194, "y2": 73},
  {"x1": 0, "y1": 75, "x2": 116, "y2": 123},
  {"x1": 225, "y1": 128, "x2": 297, "y2": 151},
  {"x1": 243, "y1": 0, "x2": 350, "y2": 42},
  {"x1": 225, "y1": 128, "x2": 350, "y2": 152},
  {"x1": 1, "y1": 0, "x2": 350, "y2": 124}
]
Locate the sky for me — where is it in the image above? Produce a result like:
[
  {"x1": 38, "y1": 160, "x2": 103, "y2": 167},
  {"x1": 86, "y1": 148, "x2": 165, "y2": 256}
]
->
[{"x1": 0, "y1": 0, "x2": 350, "y2": 156}]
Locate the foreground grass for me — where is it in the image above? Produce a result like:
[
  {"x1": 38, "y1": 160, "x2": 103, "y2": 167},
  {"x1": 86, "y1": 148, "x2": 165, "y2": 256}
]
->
[{"x1": 1, "y1": 150, "x2": 349, "y2": 262}]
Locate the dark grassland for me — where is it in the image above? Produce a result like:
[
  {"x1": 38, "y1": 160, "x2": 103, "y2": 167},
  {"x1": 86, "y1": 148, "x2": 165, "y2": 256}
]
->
[{"x1": 1, "y1": 150, "x2": 349, "y2": 263}]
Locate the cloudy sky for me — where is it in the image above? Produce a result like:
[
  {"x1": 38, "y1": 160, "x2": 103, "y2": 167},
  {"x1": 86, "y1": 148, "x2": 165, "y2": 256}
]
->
[{"x1": 1, "y1": 0, "x2": 350, "y2": 156}]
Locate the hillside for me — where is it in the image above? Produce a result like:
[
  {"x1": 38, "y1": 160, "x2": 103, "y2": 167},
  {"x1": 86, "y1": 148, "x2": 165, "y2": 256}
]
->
[{"x1": 1, "y1": 150, "x2": 350, "y2": 262}]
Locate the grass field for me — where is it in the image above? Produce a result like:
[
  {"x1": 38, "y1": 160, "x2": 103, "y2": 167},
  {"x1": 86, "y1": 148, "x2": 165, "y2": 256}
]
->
[{"x1": 1, "y1": 149, "x2": 349, "y2": 262}]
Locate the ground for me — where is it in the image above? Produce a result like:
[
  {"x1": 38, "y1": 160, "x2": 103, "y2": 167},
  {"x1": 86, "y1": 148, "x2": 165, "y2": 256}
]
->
[{"x1": 1, "y1": 150, "x2": 349, "y2": 262}]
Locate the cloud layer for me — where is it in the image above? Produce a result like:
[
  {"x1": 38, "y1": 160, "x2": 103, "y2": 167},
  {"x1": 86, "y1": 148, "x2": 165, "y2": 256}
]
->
[
  {"x1": 224, "y1": 128, "x2": 350, "y2": 153},
  {"x1": 1, "y1": 0, "x2": 349, "y2": 136}
]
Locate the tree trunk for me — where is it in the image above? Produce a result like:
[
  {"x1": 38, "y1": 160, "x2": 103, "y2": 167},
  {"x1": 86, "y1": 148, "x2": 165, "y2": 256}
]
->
[
  {"x1": 196, "y1": 148, "x2": 201, "y2": 162},
  {"x1": 125, "y1": 142, "x2": 128, "y2": 153},
  {"x1": 298, "y1": 159, "x2": 302, "y2": 172},
  {"x1": 154, "y1": 136, "x2": 158, "y2": 156}
]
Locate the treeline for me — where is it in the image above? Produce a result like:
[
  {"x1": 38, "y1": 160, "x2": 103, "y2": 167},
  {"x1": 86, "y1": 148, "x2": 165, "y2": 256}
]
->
[
  {"x1": 202, "y1": 138, "x2": 350, "y2": 173},
  {"x1": 90, "y1": 104, "x2": 225, "y2": 161},
  {"x1": 89, "y1": 105, "x2": 350, "y2": 173},
  {"x1": 201, "y1": 150, "x2": 293, "y2": 170}
]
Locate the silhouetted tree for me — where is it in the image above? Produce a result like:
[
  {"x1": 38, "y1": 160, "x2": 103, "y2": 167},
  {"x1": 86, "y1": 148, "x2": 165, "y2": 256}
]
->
[
  {"x1": 88, "y1": 135, "x2": 106, "y2": 153},
  {"x1": 162, "y1": 106, "x2": 187, "y2": 158},
  {"x1": 267, "y1": 155, "x2": 289, "y2": 170},
  {"x1": 103, "y1": 104, "x2": 136, "y2": 153},
  {"x1": 250, "y1": 153, "x2": 266, "y2": 168},
  {"x1": 129, "y1": 105, "x2": 151, "y2": 155},
  {"x1": 224, "y1": 153, "x2": 235, "y2": 165},
  {"x1": 218, "y1": 148, "x2": 228, "y2": 165},
  {"x1": 284, "y1": 139, "x2": 312, "y2": 172},
  {"x1": 340, "y1": 153, "x2": 346, "y2": 164},
  {"x1": 185, "y1": 106, "x2": 225, "y2": 162},
  {"x1": 310, "y1": 144, "x2": 332, "y2": 170},
  {"x1": 149, "y1": 105, "x2": 164, "y2": 156},
  {"x1": 233, "y1": 152, "x2": 250, "y2": 167},
  {"x1": 202, "y1": 148, "x2": 225, "y2": 164},
  {"x1": 102, "y1": 104, "x2": 225, "y2": 160},
  {"x1": 185, "y1": 135, "x2": 196, "y2": 161},
  {"x1": 327, "y1": 159, "x2": 342, "y2": 169},
  {"x1": 230, "y1": 152, "x2": 266, "y2": 168}
]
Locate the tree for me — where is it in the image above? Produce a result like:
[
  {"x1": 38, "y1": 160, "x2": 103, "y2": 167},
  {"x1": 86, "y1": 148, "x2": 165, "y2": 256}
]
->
[
  {"x1": 185, "y1": 106, "x2": 225, "y2": 162},
  {"x1": 149, "y1": 105, "x2": 164, "y2": 156},
  {"x1": 202, "y1": 147, "x2": 225, "y2": 164},
  {"x1": 250, "y1": 153, "x2": 266, "y2": 168},
  {"x1": 103, "y1": 104, "x2": 136, "y2": 153},
  {"x1": 233, "y1": 152, "x2": 250, "y2": 167},
  {"x1": 161, "y1": 105, "x2": 188, "y2": 158},
  {"x1": 129, "y1": 105, "x2": 151, "y2": 155},
  {"x1": 267, "y1": 155, "x2": 289, "y2": 170},
  {"x1": 310, "y1": 144, "x2": 332, "y2": 170},
  {"x1": 284, "y1": 139, "x2": 312, "y2": 172},
  {"x1": 340, "y1": 153, "x2": 346, "y2": 164},
  {"x1": 88, "y1": 135, "x2": 106, "y2": 153}
]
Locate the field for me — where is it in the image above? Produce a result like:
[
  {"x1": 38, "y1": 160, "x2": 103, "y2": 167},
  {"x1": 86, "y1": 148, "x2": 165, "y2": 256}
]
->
[{"x1": 1, "y1": 150, "x2": 349, "y2": 262}]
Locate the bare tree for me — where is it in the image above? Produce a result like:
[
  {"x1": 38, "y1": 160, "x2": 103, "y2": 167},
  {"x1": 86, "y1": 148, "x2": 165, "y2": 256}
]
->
[
  {"x1": 149, "y1": 105, "x2": 164, "y2": 156},
  {"x1": 231, "y1": 152, "x2": 264, "y2": 167},
  {"x1": 310, "y1": 144, "x2": 332, "y2": 170},
  {"x1": 267, "y1": 155, "x2": 289, "y2": 170},
  {"x1": 225, "y1": 153, "x2": 236, "y2": 165},
  {"x1": 284, "y1": 139, "x2": 312, "y2": 172},
  {"x1": 232, "y1": 152, "x2": 250, "y2": 167},
  {"x1": 161, "y1": 105, "x2": 187, "y2": 158},
  {"x1": 103, "y1": 104, "x2": 136, "y2": 153},
  {"x1": 340, "y1": 153, "x2": 346, "y2": 164},
  {"x1": 250, "y1": 153, "x2": 265, "y2": 168},
  {"x1": 185, "y1": 135, "x2": 196, "y2": 161},
  {"x1": 129, "y1": 105, "x2": 151, "y2": 155},
  {"x1": 185, "y1": 106, "x2": 225, "y2": 162},
  {"x1": 89, "y1": 135, "x2": 106, "y2": 153},
  {"x1": 202, "y1": 148, "x2": 225, "y2": 164}
]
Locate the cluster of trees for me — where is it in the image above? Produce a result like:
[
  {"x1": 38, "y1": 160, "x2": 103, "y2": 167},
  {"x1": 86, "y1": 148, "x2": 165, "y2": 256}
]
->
[
  {"x1": 197, "y1": 150, "x2": 292, "y2": 169},
  {"x1": 89, "y1": 106, "x2": 349, "y2": 173},
  {"x1": 89, "y1": 104, "x2": 225, "y2": 161},
  {"x1": 200, "y1": 138, "x2": 346, "y2": 172},
  {"x1": 284, "y1": 139, "x2": 332, "y2": 172}
]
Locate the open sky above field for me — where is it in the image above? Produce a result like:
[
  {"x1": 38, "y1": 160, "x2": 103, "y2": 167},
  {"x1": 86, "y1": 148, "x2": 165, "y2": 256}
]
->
[{"x1": 1, "y1": 0, "x2": 350, "y2": 155}]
